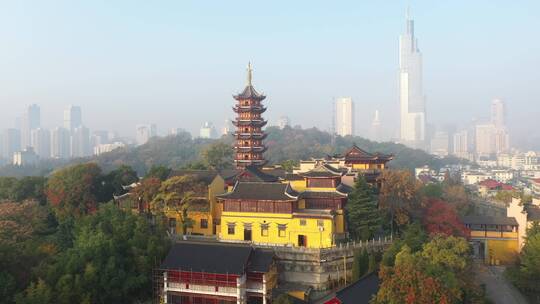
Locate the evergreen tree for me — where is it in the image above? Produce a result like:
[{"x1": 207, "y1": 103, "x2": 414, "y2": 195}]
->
[
  {"x1": 352, "y1": 248, "x2": 370, "y2": 281},
  {"x1": 345, "y1": 176, "x2": 381, "y2": 241}
]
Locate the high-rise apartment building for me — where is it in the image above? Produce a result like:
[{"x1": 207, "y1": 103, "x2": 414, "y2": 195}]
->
[
  {"x1": 30, "y1": 128, "x2": 51, "y2": 159},
  {"x1": 334, "y1": 97, "x2": 354, "y2": 137},
  {"x1": 199, "y1": 122, "x2": 217, "y2": 139},
  {"x1": 51, "y1": 127, "x2": 71, "y2": 159},
  {"x1": 370, "y1": 110, "x2": 382, "y2": 142},
  {"x1": 1, "y1": 129, "x2": 21, "y2": 160},
  {"x1": 399, "y1": 10, "x2": 426, "y2": 149},
  {"x1": 135, "y1": 124, "x2": 157, "y2": 145},
  {"x1": 71, "y1": 126, "x2": 91, "y2": 158},
  {"x1": 430, "y1": 131, "x2": 449, "y2": 157},
  {"x1": 452, "y1": 130, "x2": 470, "y2": 159},
  {"x1": 491, "y1": 99, "x2": 505, "y2": 128},
  {"x1": 21, "y1": 104, "x2": 41, "y2": 148},
  {"x1": 475, "y1": 124, "x2": 496, "y2": 155},
  {"x1": 64, "y1": 105, "x2": 82, "y2": 131}
]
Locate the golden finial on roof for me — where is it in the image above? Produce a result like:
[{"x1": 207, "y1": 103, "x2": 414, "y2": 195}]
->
[{"x1": 246, "y1": 62, "x2": 253, "y2": 86}]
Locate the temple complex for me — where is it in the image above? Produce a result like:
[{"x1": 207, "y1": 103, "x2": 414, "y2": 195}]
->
[{"x1": 233, "y1": 63, "x2": 268, "y2": 168}]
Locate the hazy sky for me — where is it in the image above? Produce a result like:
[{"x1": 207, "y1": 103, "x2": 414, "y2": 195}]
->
[{"x1": 0, "y1": 1, "x2": 539, "y2": 147}]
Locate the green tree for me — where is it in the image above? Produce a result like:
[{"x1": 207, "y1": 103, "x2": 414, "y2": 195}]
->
[
  {"x1": 100, "y1": 165, "x2": 139, "y2": 199},
  {"x1": 202, "y1": 142, "x2": 233, "y2": 170},
  {"x1": 346, "y1": 176, "x2": 381, "y2": 240},
  {"x1": 507, "y1": 222, "x2": 540, "y2": 301},
  {"x1": 280, "y1": 160, "x2": 298, "y2": 172},
  {"x1": 152, "y1": 175, "x2": 206, "y2": 234},
  {"x1": 38, "y1": 203, "x2": 169, "y2": 304},
  {"x1": 422, "y1": 183, "x2": 443, "y2": 199},
  {"x1": 352, "y1": 248, "x2": 369, "y2": 281},
  {"x1": 45, "y1": 163, "x2": 104, "y2": 219},
  {"x1": 145, "y1": 165, "x2": 172, "y2": 181},
  {"x1": 376, "y1": 236, "x2": 474, "y2": 304},
  {"x1": 14, "y1": 279, "x2": 52, "y2": 304}
]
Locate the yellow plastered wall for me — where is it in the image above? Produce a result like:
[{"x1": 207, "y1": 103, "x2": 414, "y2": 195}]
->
[
  {"x1": 351, "y1": 163, "x2": 384, "y2": 170},
  {"x1": 220, "y1": 212, "x2": 334, "y2": 248},
  {"x1": 334, "y1": 210, "x2": 345, "y2": 234},
  {"x1": 165, "y1": 210, "x2": 213, "y2": 236},
  {"x1": 288, "y1": 180, "x2": 307, "y2": 192},
  {"x1": 486, "y1": 239, "x2": 519, "y2": 264}
]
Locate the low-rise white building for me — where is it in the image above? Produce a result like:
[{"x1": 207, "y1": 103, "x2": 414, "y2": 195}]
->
[
  {"x1": 13, "y1": 147, "x2": 39, "y2": 166},
  {"x1": 94, "y1": 142, "x2": 126, "y2": 156}
]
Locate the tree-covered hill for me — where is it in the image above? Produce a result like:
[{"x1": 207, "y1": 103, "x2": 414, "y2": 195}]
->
[{"x1": 0, "y1": 126, "x2": 466, "y2": 177}]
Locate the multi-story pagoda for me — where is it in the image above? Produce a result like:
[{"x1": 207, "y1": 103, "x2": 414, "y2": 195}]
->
[{"x1": 233, "y1": 63, "x2": 268, "y2": 168}]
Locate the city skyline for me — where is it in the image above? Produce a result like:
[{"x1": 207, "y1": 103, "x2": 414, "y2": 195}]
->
[{"x1": 0, "y1": 2, "x2": 539, "y2": 149}]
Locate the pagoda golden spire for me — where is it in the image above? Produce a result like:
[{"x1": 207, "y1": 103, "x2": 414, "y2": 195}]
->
[{"x1": 246, "y1": 62, "x2": 253, "y2": 86}]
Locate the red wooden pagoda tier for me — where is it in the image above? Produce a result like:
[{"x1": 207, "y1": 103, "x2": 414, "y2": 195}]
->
[{"x1": 232, "y1": 63, "x2": 268, "y2": 169}]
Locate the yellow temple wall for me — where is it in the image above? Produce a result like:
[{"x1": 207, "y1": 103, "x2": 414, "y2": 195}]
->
[
  {"x1": 486, "y1": 239, "x2": 519, "y2": 264},
  {"x1": 220, "y1": 211, "x2": 334, "y2": 248}
]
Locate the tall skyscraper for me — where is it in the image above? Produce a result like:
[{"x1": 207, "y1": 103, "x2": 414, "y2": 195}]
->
[
  {"x1": 370, "y1": 110, "x2": 382, "y2": 142},
  {"x1": 30, "y1": 128, "x2": 51, "y2": 159},
  {"x1": 491, "y1": 99, "x2": 505, "y2": 128},
  {"x1": 51, "y1": 127, "x2": 71, "y2": 159},
  {"x1": 21, "y1": 104, "x2": 41, "y2": 149},
  {"x1": 335, "y1": 97, "x2": 354, "y2": 137},
  {"x1": 64, "y1": 105, "x2": 82, "y2": 131},
  {"x1": 135, "y1": 124, "x2": 157, "y2": 145},
  {"x1": 399, "y1": 9, "x2": 426, "y2": 148}
]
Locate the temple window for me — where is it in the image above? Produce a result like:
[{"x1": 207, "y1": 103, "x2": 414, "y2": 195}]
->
[
  {"x1": 261, "y1": 223, "x2": 269, "y2": 237},
  {"x1": 317, "y1": 220, "x2": 324, "y2": 228},
  {"x1": 278, "y1": 224, "x2": 287, "y2": 237},
  {"x1": 200, "y1": 219, "x2": 208, "y2": 229},
  {"x1": 299, "y1": 219, "x2": 307, "y2": 226},
  {"x1": 227, "y1": 223, "x2": 236, "y2": 235}
]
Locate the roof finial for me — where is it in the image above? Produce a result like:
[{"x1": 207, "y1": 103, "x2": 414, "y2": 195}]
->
[{"x1": 246, "y1": 62, "x2": 253, "y2": 86}]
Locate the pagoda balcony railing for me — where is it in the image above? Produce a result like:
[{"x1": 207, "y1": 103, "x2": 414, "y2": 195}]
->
[
  {"x1": 233, "y1": 106, "x2": 266, "y2": 113},
  {"x1": 234, "y1": 133, "x2": 267, "y2": 140},
  {"x1": 233, "y1": 120, "x2": 267, "y2": 127},
  {"x1": 235, "y1": 159, "x2": 267, "y2": 164},
  {"x1": 235, "y1": 146, "x2": 267, "y2": 153},
  {"x1": 167, "y1": 282, "x2": 238, "y2": 297}
]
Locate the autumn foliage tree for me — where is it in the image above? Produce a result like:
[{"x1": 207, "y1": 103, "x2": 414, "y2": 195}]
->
[
  {"x1": 376, "y1": 236, "x2": 474, "y2": 304},
  {"x1": 377, "y1": 170, "x2": 422, "y2": 234},
  {"x1": 45, "y1": 163, "x2": 104, "y2": 220},
  {"x1": 422, "y1": 199, "x2": 469, "y2": 238}
]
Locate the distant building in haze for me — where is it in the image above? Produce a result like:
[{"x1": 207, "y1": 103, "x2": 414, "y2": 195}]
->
[
  {"x1": 221, "y1": 119, "x2": 234, "y2": 136},
  {"x1": 94, "y1": 142, "x2": 125, "y2": 156},
  {"x1": 21, "y1": 104, "x2": 41, "y2": 149},
  {"x1": 277, "y1": 116, "x2": 291, "y2": 129},
  {"x1": 30, "y1": 128, "x2": 51, "y2": 159},
  {"x1": 474, "y1": 99, "x2": 510, "y2": 156},
  {"x1": 135, "y1": 124, "x2": 157, "y2": 145},
  {"x1": 51, "y1": 127, "x2": 71, "y2": 159},
  {"x1": 452, "y1": 130, "x2": 470, "y2": 159},
  {"x1": 63, "y1": 105, "x2": 82, "y2": 131},
  {"x1": 199, "y1": 122, "x2": 217, "y2": 139},
  {"x1": 13, "y1": 147, "x2": 38, "y2": 166},
  {"x1": 1, "y1": 129, "x2": 21, "y2": 160},
  {"x1": 71, "y1": 126, "x2": 91, "y2": 157},
  {"x1": 430, "y1": 131, "x2": 449, "y2": 157},
  {"x1": 370, "y1": 110, "x2": 382, "y2": 142},
  {"x1": 335, "y1": 97, "x2": 354, "y2": 136},
  {"x1": 399, "y1": 9, "x2": 426, "y2": 149}
]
